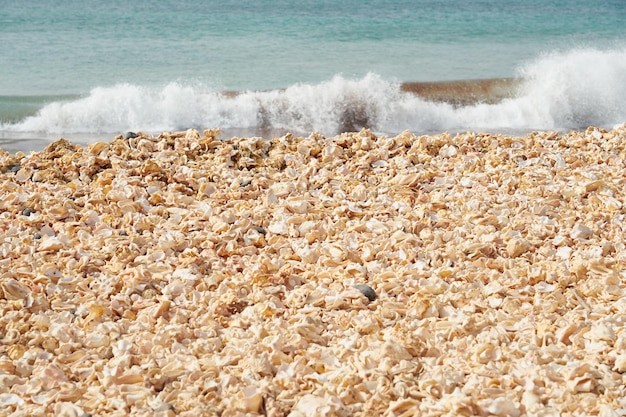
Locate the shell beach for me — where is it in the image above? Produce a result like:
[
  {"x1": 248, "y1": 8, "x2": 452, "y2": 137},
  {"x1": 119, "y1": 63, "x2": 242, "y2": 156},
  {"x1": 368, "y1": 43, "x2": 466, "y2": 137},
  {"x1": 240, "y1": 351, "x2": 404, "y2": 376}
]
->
[{"x1": 1, "y1": 125, "x2": 626, "y2": 416}]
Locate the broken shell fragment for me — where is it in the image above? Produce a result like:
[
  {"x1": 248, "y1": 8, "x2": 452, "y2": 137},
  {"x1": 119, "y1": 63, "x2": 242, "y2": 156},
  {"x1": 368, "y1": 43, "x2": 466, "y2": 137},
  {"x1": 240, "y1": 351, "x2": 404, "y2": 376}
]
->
[
  {"x1": 571, "y1": 223, "x2": 592, "y2": 240},
  {"x1": 506, "y1": 237, "x2": 531, "y2": 258}
]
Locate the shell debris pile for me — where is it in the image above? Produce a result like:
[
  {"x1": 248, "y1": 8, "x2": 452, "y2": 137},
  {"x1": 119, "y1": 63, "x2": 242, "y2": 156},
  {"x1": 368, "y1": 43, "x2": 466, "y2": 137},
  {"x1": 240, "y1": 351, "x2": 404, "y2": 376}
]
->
[{"x1": 1, "y1": 125, "x2": 626, "y2": 416}]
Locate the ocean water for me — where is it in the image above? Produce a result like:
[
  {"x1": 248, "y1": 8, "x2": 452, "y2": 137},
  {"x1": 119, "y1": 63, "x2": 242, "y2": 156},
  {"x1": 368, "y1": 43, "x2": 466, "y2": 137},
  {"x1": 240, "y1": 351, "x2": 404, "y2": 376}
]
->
[{"x1": 1, "y1": 0, "x2": 626, "y2": 152}]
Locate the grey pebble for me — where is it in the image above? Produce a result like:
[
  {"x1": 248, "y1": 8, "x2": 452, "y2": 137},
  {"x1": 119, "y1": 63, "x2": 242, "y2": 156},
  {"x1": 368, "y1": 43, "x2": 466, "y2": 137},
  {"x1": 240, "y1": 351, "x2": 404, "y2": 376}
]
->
[
  {"x1": 252, "y1": 226, "x2": 266, "y2": 234},
  {"x1": 22, "y1": 207, "x2": 35, "y2": 216},
  {"x1": 123, "y1": 131, "x2": 138, "y2": 140},
  {"x1": 354, "y1": 284, "x2": 377, "y2": 302},
  {"x1": 5, "y1": 163, "x2": 20, "y2": 173}
]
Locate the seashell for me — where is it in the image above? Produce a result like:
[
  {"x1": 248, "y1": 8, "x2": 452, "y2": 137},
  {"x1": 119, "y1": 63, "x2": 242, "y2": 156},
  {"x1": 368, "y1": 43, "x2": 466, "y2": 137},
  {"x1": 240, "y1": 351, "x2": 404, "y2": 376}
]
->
[
  {"x1": 613, "y1": 354, "x2": 626, "y2": 373},
  {"x1": 584, "y1": 323, "x2": 615, "y2": 343},
  {"x1": 53, "y1": 402, "x2": 87, "y2": 417},
  {"x1": 570, "y1": 223, "x2": 592, "y2": 240},
  {"x1": 296, "y1": 245, "x2": 320, "y2": 264},
  {"x1": 567, "y1": 375, "x2": 597, "y2": 394},
  {"x1": 270, "y1": 182, "x2": 294, "y2": 198},
  {"x1": 1, "y1": 278, "x2": 30, "y2": 300},
  {"x1": 290, "y1": 393, "x2": 344, "y2": 417},
  {"x1": 153, "y1": 299, "x2": 171, "y2": 319},
  {"x1": 555, "y1": 246, "x2": 572, "y2": 259},
  {"x1": 322, "y1": 242, "x2": 346, "y2": 262},
  {"x1": 419, "y1": 379, "x2": 443, "y2": 399},
  {"x1": 7, "y1": 344, "x2": 26, "y2": 360},
  {"x1": 267, "y1": 220, "x2": 289, "y2": 235},
  {"x1": 231, "y1": 386, "x2": 264, "y2": 413},
  {"x1": 598, "y1": 194, "x2": 622, "y2": 210},
  {"x1": 566, "y1": 363, "x2": 599, "y2": 393},
  {"x1": 120, "y1": 383, "x2": 151, "y2": 405},
  {"x1": 286, "y1": 198, "x2": 309, "y2": 214},
  {"x1": 534, "y1": 281, "x2": 555, "y2": 293},
  {"x1": 388, "y1": 398, "x2": 420, "y2": 415},
  {"x1": 506, "y1": 237, "x2": 531, "y2": 258},
  {"x1": 479, "y1": 397, "x2": 521, "y2": 417},
  {"x1": 475, "y1": 343, "x2": 501, "y2": 364},
  {"x1": 85, "y1": 332, "x2": 110, "y2": 348},
  {"x1": 56, "y1": 350, "x2": 86, "y2": 364},
  {"x1": 40, "y1": 262, "x2": 62, "y2": 278},
  {"x1": 115, "y1": 373, "x2": 144, "y2": 385},
  {"x1": 38, "y1": 235, "x2": 64, "y2": 251},
  {"x1": 0, "y1": 394, "x2": 25, "y2": 407},
  {"x1": 243, "y1": 228, "x2": 265, "y2": 247},
  {"x1": 584, "y1": 180, "x2": 604, "y2": 193},
  {"x1": 438, "y1": 144, "x2": 458, "y2": 158},
  {"x1": 14, "y1": 167, "x2": 33, "y2": 182}
]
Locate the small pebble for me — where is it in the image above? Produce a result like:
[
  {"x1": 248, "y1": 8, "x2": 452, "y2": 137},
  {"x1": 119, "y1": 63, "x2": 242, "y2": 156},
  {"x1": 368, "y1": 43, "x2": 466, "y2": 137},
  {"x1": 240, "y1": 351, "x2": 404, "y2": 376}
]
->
[
  {"x1": 240, "y1": 179, "x2": 253, "y2": 187},
  {"x1": 5, "y1": 163, "x2": 20, "y2": 173},
  {"x1": 354, "y1": 284, "x2": 377, "y2": 302},
  {"x1": 119, "y1": 231, "x2": 128, "y2": 236},
  {"x1": 252, "y1": 226, "x2": 266, "y2": 235},
  {"x1": 123, "y1": 131, "x2": 138, "y2": 140},
  {"x1": 22, "y1": 208, "x2": 35, "y2": 216}
]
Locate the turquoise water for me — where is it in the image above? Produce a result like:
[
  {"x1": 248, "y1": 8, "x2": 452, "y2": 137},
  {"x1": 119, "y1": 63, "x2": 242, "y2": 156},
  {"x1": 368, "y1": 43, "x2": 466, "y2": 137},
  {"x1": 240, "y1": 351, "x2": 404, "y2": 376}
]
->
[{"x1": 1, "y1": 0, "x2": 626, "y2": 150}]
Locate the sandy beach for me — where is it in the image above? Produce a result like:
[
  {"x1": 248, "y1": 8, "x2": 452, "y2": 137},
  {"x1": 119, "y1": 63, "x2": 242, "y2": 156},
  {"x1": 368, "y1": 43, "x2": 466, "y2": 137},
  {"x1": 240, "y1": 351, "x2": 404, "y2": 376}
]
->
[{"x1": 1, "y1": 126, "x2": 626, "y2": 416}]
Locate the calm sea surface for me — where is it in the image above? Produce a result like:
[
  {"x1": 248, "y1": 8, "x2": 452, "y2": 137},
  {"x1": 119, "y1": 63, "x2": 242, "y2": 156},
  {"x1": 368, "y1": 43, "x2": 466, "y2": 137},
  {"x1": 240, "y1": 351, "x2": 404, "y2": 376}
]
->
[{"x1": 1, "y1": 0, "x2": 626, "y2": 151}]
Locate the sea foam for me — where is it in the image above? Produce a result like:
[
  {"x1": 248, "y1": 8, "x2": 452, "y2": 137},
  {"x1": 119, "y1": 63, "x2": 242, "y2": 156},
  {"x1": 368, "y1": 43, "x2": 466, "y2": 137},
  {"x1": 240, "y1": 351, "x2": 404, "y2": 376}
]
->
[{"x1": 3, "y1": 47, "x2": 626, "y2": 137}]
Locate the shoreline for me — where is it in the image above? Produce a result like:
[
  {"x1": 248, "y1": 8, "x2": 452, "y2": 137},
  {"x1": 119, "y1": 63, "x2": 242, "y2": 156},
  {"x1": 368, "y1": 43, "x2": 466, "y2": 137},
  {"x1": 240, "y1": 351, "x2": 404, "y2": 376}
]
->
[
  {"x1": 1, "y1": 126, "x2": 625, "y2": 415},
  {"x1": 0, "y1": 77, "x2": 526, "y2": 154}
]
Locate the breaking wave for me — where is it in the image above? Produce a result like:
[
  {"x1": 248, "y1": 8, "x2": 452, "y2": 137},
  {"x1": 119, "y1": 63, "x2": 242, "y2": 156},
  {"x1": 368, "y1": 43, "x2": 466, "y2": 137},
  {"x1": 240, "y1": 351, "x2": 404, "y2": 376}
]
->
[{"x1": 2, "y1": 47, "x2": 626, "y2": 137}]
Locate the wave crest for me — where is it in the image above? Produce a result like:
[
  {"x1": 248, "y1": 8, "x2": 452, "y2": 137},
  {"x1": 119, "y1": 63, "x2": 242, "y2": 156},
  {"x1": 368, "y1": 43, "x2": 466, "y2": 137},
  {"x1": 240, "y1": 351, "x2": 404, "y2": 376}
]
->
[{"x1": 3, "y1": 47, "x2": 626, "y2": 136}]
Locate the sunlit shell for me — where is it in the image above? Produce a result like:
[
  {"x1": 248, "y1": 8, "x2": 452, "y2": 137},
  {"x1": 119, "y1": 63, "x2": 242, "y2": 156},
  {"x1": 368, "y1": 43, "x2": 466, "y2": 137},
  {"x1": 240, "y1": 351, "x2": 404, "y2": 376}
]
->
[
  {"x1": 479, "y1": 397, "x2": 521, "y2": 417},
  {"x1": 506, "y1": 237, "x2": 531, "y2": 258},
  {"x1": 571, "y1": 223, "x2": 593, "y2": 240},
  {"x1": 1, "y1": 278, "x2": 29, "y2": 300},
  {"x1": 37, "y1": 235, "x2": 64, "y2": 251},
  {"x1": 7, "y1": 345, "x2": 26, "y2": 360}
]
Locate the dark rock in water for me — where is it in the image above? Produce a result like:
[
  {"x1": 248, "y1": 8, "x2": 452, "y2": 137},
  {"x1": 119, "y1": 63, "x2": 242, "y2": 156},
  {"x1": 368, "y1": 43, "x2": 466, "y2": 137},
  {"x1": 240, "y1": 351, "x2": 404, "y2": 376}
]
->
[
  {"x1": 354, "y1": 284, "x2": 377, "y2": 302},
  {"x1": 22, "y1": 207, "x2": 35, "y2": 216},
  {"x1": 123, "y1": 131, "x2": 138, "y2": 140}
]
